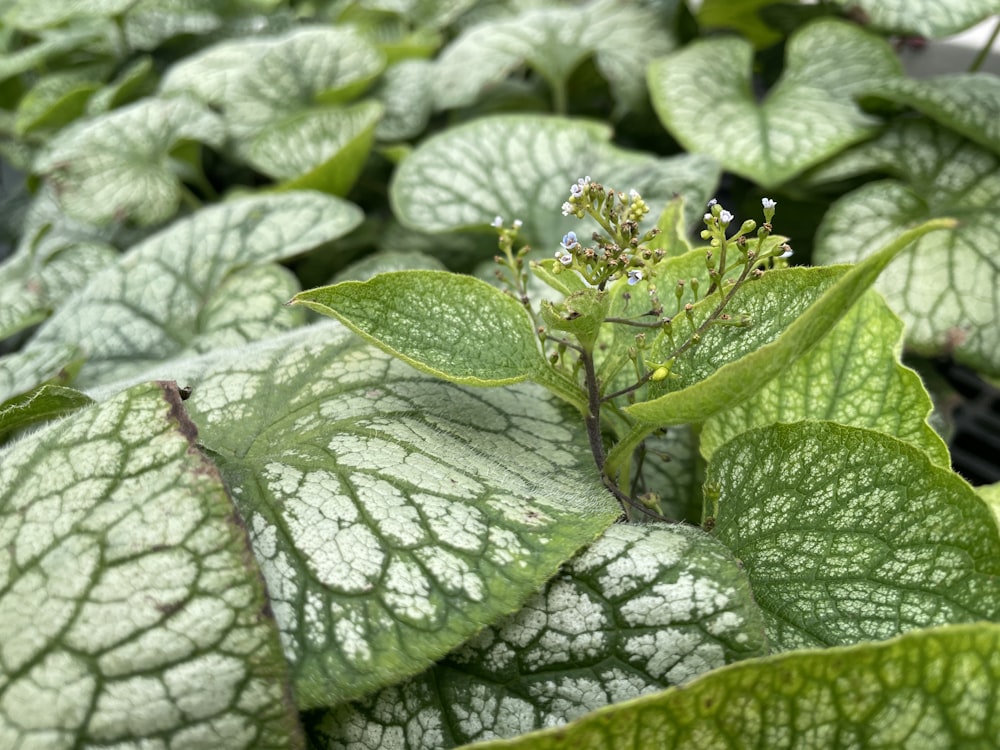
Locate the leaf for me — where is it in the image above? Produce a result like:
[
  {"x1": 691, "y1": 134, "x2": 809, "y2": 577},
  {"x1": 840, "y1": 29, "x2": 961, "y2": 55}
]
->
[
  {"x1": 0, "y1": 381, "x2": 303, "y2": 748},
  {"x1": 701, "y1": 290, "x2": 951, "y2": 467},
  {"x1": 122, "y1": 0, "x2": 226, "y2": 51},
  {"x1": 292, "y1": 270, "x2": 549, "y2": 387},
  {"x1": 707, "y1": 421, "x2": 1000, "y2": 650},
  {"x1": 160, "y1": 27, "x2": 386, "y2": 141},
  {"x1": 0, "y1": 28, "x2": 103, "y2": 83},
  {"x1": 0, "y1": 235, "x2": 118, "y2": 341},
  {"x1": 464, "y1": 623, "x2": 1000, "y2": 749},
  {"x1": 332, "y1": 250, "x2": 447, "y2": 283},
  {"x1": 308, "y1": 523, "x2": 767, "y2": 748},
  {"x1": 23, "y1": 191, "x2": 362, "y2": 387},
  {"x1": 86, "y1": 55, "x2": 155, "y2": 115},
  {"x1": 432, "y1": 0, "x2": 674, "y2": 114},
  {"x1": 390, "y1": 114, "x2": 720, "y2": 249},
  {"x1": 245, "y1": 100, "x2": 382, "y2": 195},
  {"x1": 829, "y1": 0, "x2": 1000, "y2": 37},
  {"x1": 14, "y1": 70, "x2": 102, "y2": 136},
  {"x1": 0, "y1": 344, "x2": 80, "y2": 406},
  {"x1": 624, "y1": 219, "x2": 954, "y2": 427},
  {"x1": 1, "y1": 0, "x2": 135, "y2": 30},
  {"x1": 647, "y1": 18, "x2": 902, "y2": 188},
  {"x1": 33, "y1": 95, "x2": 226, "y2": 226},
  {"x1": 375, "y1": 59, "x2": 434, "y2": 142},
  {"x1": 865, "y1": 73, "x2": 1000, "y2": 157},
  {"x1": 0, "y1": 383, "x2": 93, "y2": 441},
  {"x1": 813, "y1": 120, "x2": 1000, "y2": 376},
  {"x1": 175, "y1": 324, "x2": 620, "y2": 708}
]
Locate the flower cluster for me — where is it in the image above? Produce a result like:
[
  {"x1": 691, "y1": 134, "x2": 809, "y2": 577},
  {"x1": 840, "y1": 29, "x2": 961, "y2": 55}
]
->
[{"x1": 554, "y1": 177, "x2": 660, "y2": 290}]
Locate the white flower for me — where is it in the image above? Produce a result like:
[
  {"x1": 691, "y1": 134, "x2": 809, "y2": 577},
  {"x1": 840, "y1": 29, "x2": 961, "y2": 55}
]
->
[
  {"x1": 761, "y1": 197, "x2": 777, "y2": 210},
  {"x1": 491, "y1": 215, "x2": 503, "y2": 228},
  {"x1": 703, "y1": 212, "x2": 713, "y2": 223},
  {"x1": 777, "y1": 244, "x2": 793, "y2": 259},
  {"x1": 707, "y1": 198, "x2": 718, "y2": 207},
  {"x1": 627, "y1": 269, "x2": 643, "y2": 285},
  {"x1": 570, "y1": 183, "x2": 584, "y2": 198},
  {"x1": 561, "y1": 202, "x2": 574, "y2": 216},
  {"x1": 513, "y1": 219, "x2": 523, "y2": 229},
  {"x1": 718, "y1": 210, "x2": 734, "y2": 226},
  {"x1": 555, "y1": 250, "x2": 573, "y2": 266}
]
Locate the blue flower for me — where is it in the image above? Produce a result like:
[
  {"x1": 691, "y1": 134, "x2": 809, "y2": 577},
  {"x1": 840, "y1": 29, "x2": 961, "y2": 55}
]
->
[
  {"x1": 555, "y1": 250, "x2": 573, "y2": 266},
  {"x1": 627, "y1": 269, "x2": 643, "y2": 285},
  {"x1": 560, "y1": 231, "x2": 579, "y2": 251}
]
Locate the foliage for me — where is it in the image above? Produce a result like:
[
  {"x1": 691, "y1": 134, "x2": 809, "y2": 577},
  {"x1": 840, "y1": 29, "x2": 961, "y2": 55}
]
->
[{"x1": 1, "y1": 1, "x2": 999, "y2": 747}]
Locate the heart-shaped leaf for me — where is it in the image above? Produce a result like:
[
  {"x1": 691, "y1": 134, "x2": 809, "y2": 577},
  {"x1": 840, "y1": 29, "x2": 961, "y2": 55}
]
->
[
  {"x1": 648, "y1": 18, "x2": 901, "y2": 188},
  {"x1": 178, "y1": 324, "x2": 619, "y2": 708},
  {"x1": 292, "y1": 270, "x2": 551, "y2": 388},
  {"x1": 25, "y1": 191, "x2": 362, "y2": 386},
  {"x1": 0, "y1": 381, "x2": 302, "y2": 748},
  {"x1": 432, "y1": 0, "x2": 674, "y2": 114},
  {"x1": 813, "y1": 119, "x2": 1000, "y2": 375},
  {"x1": 160, "y1": 26, "x2": 385, "y2": 142},
  {"x1": 33, "y1": 95, "x2": 226, "y2": 226},
  {"x1": 390, "y1": 114, "x2": 720, "y2": 249},
  {"x1": 707, "y1": 421, "x2": 1000, "y2": 650},
  {"x1": 466, "y1": 623, "x2": 1000, "y2": 749},
  {"x1": 830, "y1": 0, "x2": 1000, "y2": 37},
  {"x1": 865, "y1": 73, "x2": 1000, "y2": 157},
  {"x1": 245, "y1": 100, "x2": 382, "y2": 195},
  {"x1": 308, "y1": 523, "x2": 766, "y2": 748},
  {"x1": 701, "y1": 290, "x2": 950, "y2": 467}
]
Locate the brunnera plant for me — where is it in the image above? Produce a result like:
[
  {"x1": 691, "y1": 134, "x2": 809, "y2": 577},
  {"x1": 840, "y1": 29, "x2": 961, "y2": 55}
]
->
[{"x1": 3, "y1": 1, "x2": 1000, "y2": 748}]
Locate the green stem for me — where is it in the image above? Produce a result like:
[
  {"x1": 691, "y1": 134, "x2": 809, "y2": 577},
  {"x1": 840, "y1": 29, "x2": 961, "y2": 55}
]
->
[
  {"x1": 969, "y1": 16, "x2": 1000, "y2": 72},
  {"x1": 603, "y1": 420, "x2": 655, "y2": 482}
]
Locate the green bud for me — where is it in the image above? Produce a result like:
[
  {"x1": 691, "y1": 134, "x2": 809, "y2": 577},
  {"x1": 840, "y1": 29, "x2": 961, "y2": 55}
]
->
[{"x1": 650, "y1": 366, "x2": 669, "y2": 382}]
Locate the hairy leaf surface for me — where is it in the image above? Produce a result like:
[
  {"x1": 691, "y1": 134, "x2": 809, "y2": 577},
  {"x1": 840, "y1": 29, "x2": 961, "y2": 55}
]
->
[
  {"x1": 708, "y1": 422, "x2": 1000, "y2": 649},
  {"x1": 178, "y1": 324, "x2": 619, "y2": 708},
  {"x1": 0, "y1": 382, "x2": 302, "y2": 748},
  {"x1": 466, "y1": 623, "x2": 1000, "y2": 749},
  {"x1": 308, "y1": 523, "x2": 766, "y2": 748},
  {"x1": 648, "y1": 19, "x2": 901, "y2": 187}
]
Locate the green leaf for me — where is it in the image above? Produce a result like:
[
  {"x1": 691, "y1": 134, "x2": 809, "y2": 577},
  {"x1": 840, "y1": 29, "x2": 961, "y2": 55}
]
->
[
  {"x1": 245, "y1": 100, "x2": 382, "y2": 195},
  {"x1": 648, "y1": 18, "x2": 901, "y2": 188},
  {"x1": 86, "y1": 55, "x2": 155, "y2": 115},
  {"x1": 432, "y1": 0, "x2": 674, "y2": 114},
  {"x1": 1, "y1": 0, "x2": 134, "y2": 30},
  {"x1": 708, "y1": 421, "x2": 1000, "y2": 650},
  {"x1": 813, "y1": 120, "x2": 1000, "y2": 376},
  {"x1": 865, "y1": 73, "x2": 1000, "y2": 157},
  {"x1": 292, "y1": 270, "x2": 549, "y2": 387},
  {"x1": 332, "y1": 249, "x2": 447, "y2": 283},
  {"x1": 0, "y1": 381, "x2": 302, "y2": 748},
  {"x1": 122, "y1": 0, "x2": 225, "y2": 51},
  {"x1": 160, "y1": 27, "x2": 386, "y2": 141},
  {"x1": 176, "y1": 324, "x2": 619, "y2": 708},
  {"x1": 390, "y1": 114, "x2": 720, "y2": 249},
  {"x1": 0, "y1": 233, "x2": 118, "y2": 341},
  {"x1": 701, "y1": 290, "x2": 951, "y2": 467},
  {"x1": 464, "y1": 623, "x2": 1000, "y2": 749},
  {"x1": 14, "y1": 70, "x2": 102, "y2": 136},
  {"x1": 829, "y1": 0, "x2": 1000, "y2": 36},
  {"x1": 0, "y1": 28, "x2": 103, "y2": 84},
  {"x1": 33, "y1": 95, "x2": 226, "y2": 226},
  {"x1": 0, "y1": 343, "x2": 80, "y2": 406},
  {"x1": 24, "y1": 192, "x2": 362, "y2": 387},
  {"x1": 309, "y1": 523, "x2": 767, "y2": 748},
  {"x1": 375, "y1": 59, "x2": 434, "y2": 142},
  {"x1": 0, "y1": 383, "x2": 93, "y2": 440},
  {"x1": 625, "y1": 219, "x2": 954, "y2": 427}
]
